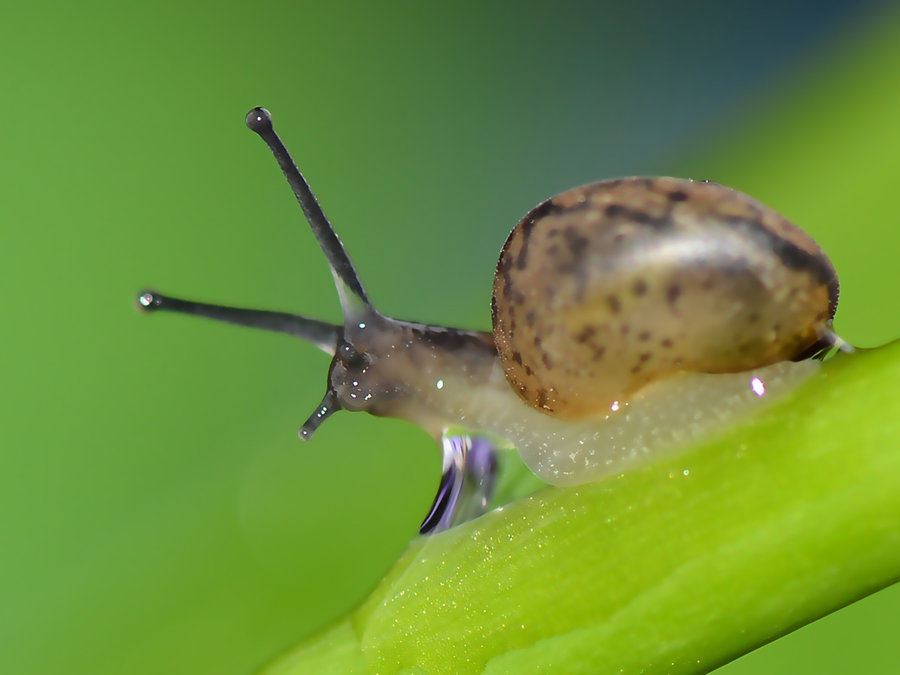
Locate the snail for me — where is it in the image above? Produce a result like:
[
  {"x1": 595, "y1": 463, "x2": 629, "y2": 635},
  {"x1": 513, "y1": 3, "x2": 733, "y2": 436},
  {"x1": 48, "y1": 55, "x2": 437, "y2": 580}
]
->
[{"x1": 139, "y1": 107, "x2": 846, "y2": 533}]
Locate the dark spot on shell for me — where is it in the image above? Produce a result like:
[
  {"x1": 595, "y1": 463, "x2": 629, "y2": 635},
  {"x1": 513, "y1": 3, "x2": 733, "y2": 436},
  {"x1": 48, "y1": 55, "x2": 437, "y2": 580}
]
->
[
  {"x1": 728, "y1": 215, "x2": 838, "y2": 316},
  {"x1": 512, "y1": 351, "x2": 523, "y2": 365},
  {"x1": 638, "y1": 331, "x2": 651, "y2": 341},
  {"x1": 766, "y1": 229, "x2": 835, "y2": 285},
  {"x1": 563, "y1": 227, "x2": 589, "y2": 261},
  {"x1": 667, "y1": 284, "x2": 682, "y2": 307},
  {"x1": 639, "y1": 352, "x2": 652, "y2": 363},
  {"x1": 630, "y1": 364, "x2": 643, "y2": 374},
  {"x1": 541, "y1": 351, "x2": 553, "y2": 369},
  {"x1": 620, "y1": 325, "x2": 630, "y2": 335},
  {"x1": 497, "y1": 251, "x2": 513, "y2": 276},
  {"x1": 575, "y1": 325, "x2": 596, "y2": 343},
  {"x1": 524, "y1": 365, "x2": 534, "y2": 376},
  {"x1": 604, "y1": 203, "x2": 671, "y2": 228},
  {"x1": 607, "y1": 295, "x2": 621, "y2": 314},
  {"x1": 633, "y1": 208, "x2": 670, "y2": 227},
  {"x1": 515, "y1": 217, "x2": 536, "y2": 270},
  {"x1": 525, "y1": 310, "x2": 536, "y2": 327},
  {"x1": 633, "y1": 279, "x2": 647, "y2": 296},
  {"x1": 529, "y1": 199, "x2": 560, "y2": 221},
  {"x1": 526, "y1": 195, "x2": 592, "y2": 235},
  {"x1": 591, "y1": 345, "x2": 606, "y2": 360},
  {"x1": 500, "y1": 272, "x2": 513, "y2": 299},
  {"x1": 668, "y1": 190, "x2": 688, "y2": 202},
  {"x1": 535, "y1": 389, "x2": 549, "y2": 408},
  {"x1": 556, "y1": 226, "x2": 592, "y2": 302},
  {"x1": 661, "y1": 338, "x2": 673, "y2": 348}
]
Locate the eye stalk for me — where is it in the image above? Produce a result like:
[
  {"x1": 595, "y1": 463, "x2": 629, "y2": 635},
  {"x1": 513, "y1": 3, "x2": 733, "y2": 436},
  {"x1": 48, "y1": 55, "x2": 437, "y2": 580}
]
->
[
  {"x1": 298, "y1": 389, "x2": 341, "y2": 441},
  {"x1": 244, "y1": 107, "x2": 371, "y2": 321},
  {"x1": 136, "y1": 290, "x2": 341, "y2": 354}
]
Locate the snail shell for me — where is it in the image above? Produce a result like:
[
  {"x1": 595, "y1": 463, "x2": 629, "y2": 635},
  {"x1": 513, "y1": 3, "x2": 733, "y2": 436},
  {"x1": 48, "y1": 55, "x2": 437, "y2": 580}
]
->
[{"x1": 493, "y1": 177, "x2": 839, "y2": 419}]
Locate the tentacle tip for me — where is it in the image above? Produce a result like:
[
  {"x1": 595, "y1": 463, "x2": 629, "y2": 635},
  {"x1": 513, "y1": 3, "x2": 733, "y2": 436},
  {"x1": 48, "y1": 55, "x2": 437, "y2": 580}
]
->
[
  {"x1": 245, "y1": 107, "x2": 273, "y2": 135},
  {"x1": 298, "y1": 391, "x2": 341, "y2": 441},
  {"x1": 136, "y1": 290, "x2": 162, "y2": 311}
]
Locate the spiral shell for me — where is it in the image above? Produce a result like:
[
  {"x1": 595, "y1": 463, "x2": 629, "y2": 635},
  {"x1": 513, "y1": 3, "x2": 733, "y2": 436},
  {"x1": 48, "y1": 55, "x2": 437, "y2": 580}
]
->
[{"x1": 492, "y1": 177, "x2": 838, "y2": 419}]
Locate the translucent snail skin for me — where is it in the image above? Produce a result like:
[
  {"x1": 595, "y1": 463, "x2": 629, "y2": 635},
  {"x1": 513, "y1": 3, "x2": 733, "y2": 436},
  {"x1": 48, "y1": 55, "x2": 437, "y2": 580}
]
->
[{"x1": 138, "y1": 108, "x2": 845, "y2": 532}]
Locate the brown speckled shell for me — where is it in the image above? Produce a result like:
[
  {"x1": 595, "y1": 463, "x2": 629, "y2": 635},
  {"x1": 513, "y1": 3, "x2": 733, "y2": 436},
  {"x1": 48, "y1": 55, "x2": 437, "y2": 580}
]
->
[{"x1": 491, "y1": 177, "x2": 839, "y2": 419}]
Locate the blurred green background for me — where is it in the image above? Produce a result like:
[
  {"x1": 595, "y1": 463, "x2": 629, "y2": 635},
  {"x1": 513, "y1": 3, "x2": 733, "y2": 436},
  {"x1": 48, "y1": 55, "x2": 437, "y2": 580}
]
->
[{"x1": 2, "y1": 1, "x2": 898, "y2": 673}]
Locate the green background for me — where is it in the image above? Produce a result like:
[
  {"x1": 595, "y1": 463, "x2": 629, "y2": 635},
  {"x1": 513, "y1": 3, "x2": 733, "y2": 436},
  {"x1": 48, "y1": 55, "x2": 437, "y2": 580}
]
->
[{"x1": 1, "y1": 2, "x2": 897, "y2": 674}]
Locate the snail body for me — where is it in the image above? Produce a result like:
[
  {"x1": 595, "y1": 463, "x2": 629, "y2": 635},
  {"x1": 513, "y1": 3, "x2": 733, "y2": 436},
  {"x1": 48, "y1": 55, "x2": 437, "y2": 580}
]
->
[{"x1": 139, "y1": 108, "x2": 843, "y2": 529}]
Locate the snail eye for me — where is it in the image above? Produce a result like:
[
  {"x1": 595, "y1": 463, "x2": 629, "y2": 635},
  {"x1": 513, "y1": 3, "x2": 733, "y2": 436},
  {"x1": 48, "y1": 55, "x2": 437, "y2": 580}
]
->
[{"x1": 337, "y1": 341, "x2": 367, "y2": 368}]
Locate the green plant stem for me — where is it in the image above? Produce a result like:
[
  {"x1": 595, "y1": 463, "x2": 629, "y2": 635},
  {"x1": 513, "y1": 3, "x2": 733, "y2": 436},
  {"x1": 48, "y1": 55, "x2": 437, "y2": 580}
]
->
[{"x1": 263, "y1": 343, "x2": 900, "y2": 674}]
